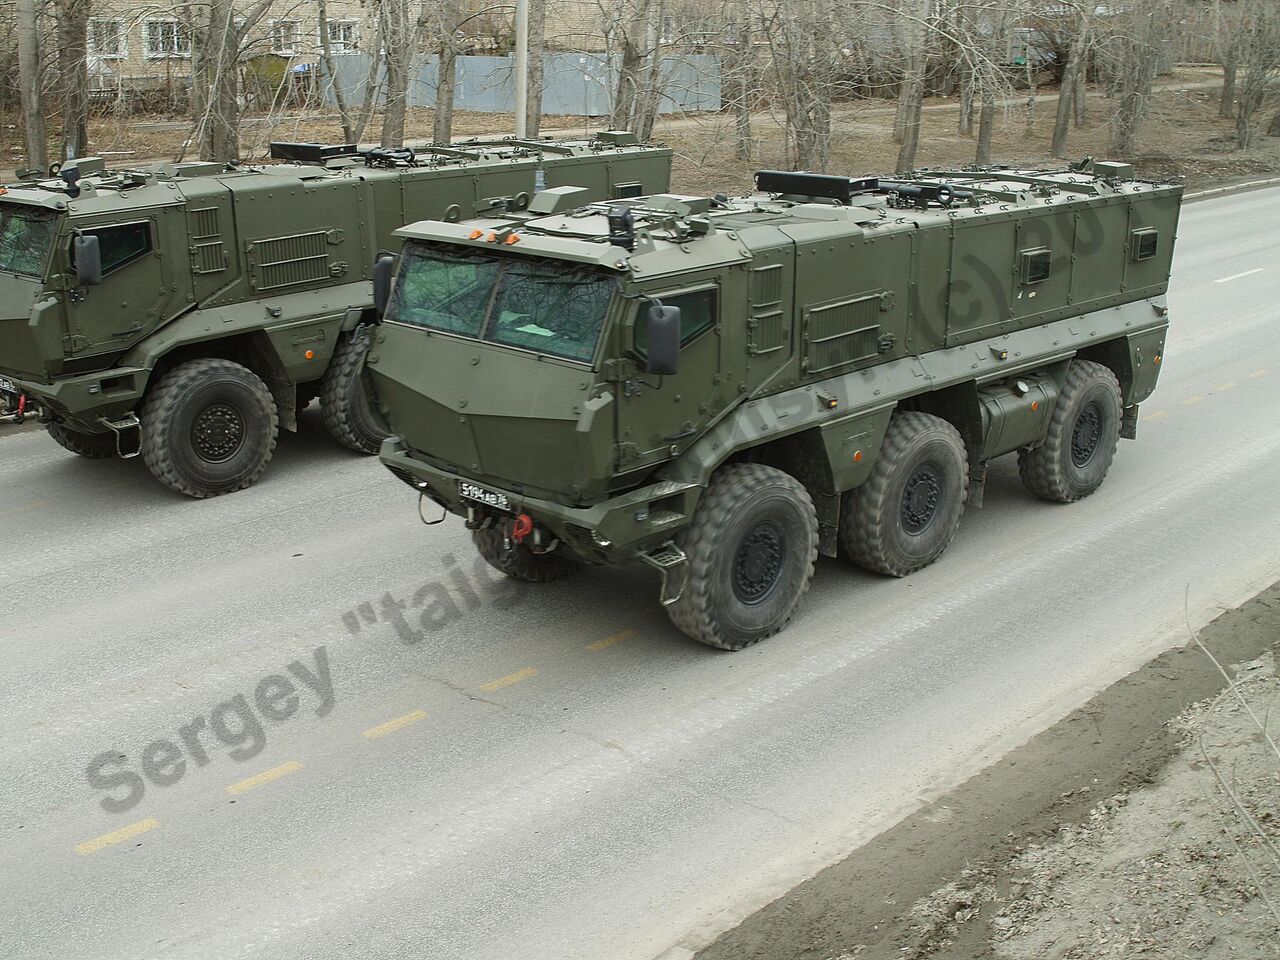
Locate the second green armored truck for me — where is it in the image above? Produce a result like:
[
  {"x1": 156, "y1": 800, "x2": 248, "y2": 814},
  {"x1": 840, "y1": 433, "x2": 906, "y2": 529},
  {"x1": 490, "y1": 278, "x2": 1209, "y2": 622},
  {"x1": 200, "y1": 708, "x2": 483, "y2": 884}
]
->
[
  {"x1": 0, "y1": 133, "x2": 671, "y2": 496},
  {"x1": 371, "y1": 165, "x2": 1181, "y2": 649}
]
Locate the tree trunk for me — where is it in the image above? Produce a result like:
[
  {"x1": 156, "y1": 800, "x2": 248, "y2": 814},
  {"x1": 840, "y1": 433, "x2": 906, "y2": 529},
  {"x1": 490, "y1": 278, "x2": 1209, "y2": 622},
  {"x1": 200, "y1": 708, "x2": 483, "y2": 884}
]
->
[
  {"x1": 1219, "y1": 56, "x2": 1236, "y2": 118},
  {"x1": 434, "y1": 47, "x2": 459, "y2": 142},
  {"x1": 56, "y1": 0, "x2": 91, "y2": 162},
  {"x1": 201, "y1": 0, "x2": 241, "y2": 161},
  {"x1": 723, "y1": 14, "x2": 755, "y2": 160},
  {"x1": 958, "y1": 71, "x2": 973, "y2": 135},
  {"x1": 1051, "y1": 27, "x2": 1087, "y2": 158},
  {"x1": 317, "y1": 0, "x2": 355, "y2": 143},
  {"x1": 975, "y1": 95, "x2": 994, "y2": 164},
  {"x1": 16, "y1": 0, "x2": 47, "y2": 170},
  {"x1": 525, "y1": 0, "x2": 546, "y2": 136},
  {"x1": 633, "y1": 1, "x2": 665, "y2": 142},
  {"x1": 381, "y1": 0, "x2": 415, "y2": 147},
  {"x1": 1268, "y1": 111, "x2": 1280, "y2": 138},
  {"x1": 1072, "y1": 66, "x2": 1087, "y2": 126},
  {"x1": 610, "y1": 3, "x2": 650, "y2": 131},
  {"x1": 895, "y1": 58, "x2": 924, "y2": 173}
]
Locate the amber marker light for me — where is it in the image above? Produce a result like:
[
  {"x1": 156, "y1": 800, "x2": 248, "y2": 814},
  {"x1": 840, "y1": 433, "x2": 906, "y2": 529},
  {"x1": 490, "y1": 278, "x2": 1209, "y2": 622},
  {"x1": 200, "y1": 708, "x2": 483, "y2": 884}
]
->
[
  {"x1": 486, "y1": 232, "x2": 498, "y2": 242},
  {"x1": 853, "y1": 451, "x2": 863, "y2": 462},
  {"x1": 504, "y1": 233, "x2": 520, "y2": 245},
  {"x1": 468, "y1": 229, "x2": 484, "y2": 239},
  {"x1": 1154, "y1": 354, "x2": 1162, "y2": 365},
  {"x1": 1031, "y1": 400, "x2": 1039, "y2": 411},
  {"x1": 304, "y1": 350, "x2": 315, "y2": 360}
]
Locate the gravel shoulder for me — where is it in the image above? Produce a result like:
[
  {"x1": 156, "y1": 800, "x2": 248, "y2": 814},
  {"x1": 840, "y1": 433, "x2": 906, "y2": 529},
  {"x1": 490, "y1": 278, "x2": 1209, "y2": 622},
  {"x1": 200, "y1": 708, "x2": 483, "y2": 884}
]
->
[{"x1": 696, "y1": 582, "x2": 1280, "y2": 960}]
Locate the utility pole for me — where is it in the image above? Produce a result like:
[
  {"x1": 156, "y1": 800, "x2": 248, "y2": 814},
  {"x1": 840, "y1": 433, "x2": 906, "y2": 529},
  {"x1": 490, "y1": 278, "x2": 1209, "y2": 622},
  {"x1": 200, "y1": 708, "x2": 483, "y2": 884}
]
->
[
  {"x1": 514, "y1": 0, "x2": 529, "y2": 137},
  {"x1": 16, "y1": 0, "x2": 48, "y2": 169}
]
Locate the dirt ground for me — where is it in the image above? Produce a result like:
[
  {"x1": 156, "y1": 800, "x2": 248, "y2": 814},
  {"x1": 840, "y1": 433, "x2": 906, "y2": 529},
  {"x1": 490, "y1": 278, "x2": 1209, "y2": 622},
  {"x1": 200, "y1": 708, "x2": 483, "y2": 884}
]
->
[
  {"x1": 696, "y1": 584, "x2": 1280, "y2": 960},
  {"x1": 3, "y1": 67, "x2": 1277, "y2": 191}
]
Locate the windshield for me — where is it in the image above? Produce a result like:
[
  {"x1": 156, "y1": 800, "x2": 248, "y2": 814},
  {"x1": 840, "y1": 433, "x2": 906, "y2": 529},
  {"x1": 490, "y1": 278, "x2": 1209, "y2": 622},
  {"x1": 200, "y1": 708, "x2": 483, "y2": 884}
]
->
[
  {"x1": 386, "y1": 244, "x2": 619, "y2": 364},
  {"x1": 0, "y1": 204, "x2": 57, "y2": 278}
]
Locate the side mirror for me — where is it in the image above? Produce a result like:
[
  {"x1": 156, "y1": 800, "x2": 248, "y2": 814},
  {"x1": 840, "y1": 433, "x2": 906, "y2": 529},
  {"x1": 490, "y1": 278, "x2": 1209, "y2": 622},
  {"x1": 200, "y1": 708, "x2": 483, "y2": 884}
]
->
[
  {"x1": 644, "y1": 302, "x2": 681, "y2": 376},
  {"x1": 372, "y1": 253, "x2": 396, "y2": 316},
  {"x1": 74, "y1": 234, "x2": 102, "y2": 286}
]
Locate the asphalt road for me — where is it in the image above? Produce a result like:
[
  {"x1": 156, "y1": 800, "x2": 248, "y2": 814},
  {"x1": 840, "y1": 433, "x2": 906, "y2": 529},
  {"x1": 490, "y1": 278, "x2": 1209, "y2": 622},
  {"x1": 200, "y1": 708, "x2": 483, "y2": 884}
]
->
[{"x1": 2, "y1": 187, "x2": 1279, "y2": 960}]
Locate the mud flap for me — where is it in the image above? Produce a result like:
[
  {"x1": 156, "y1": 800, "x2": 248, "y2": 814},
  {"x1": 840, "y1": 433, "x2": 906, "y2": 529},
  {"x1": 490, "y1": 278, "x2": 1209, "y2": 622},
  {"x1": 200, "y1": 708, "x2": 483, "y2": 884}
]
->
[
  {"x1": 1121, "y1": 404, "x2": 1139, "y2": 440},
  {"x1": 640, "y1": 541, "x2": 688, "y2": 606}
]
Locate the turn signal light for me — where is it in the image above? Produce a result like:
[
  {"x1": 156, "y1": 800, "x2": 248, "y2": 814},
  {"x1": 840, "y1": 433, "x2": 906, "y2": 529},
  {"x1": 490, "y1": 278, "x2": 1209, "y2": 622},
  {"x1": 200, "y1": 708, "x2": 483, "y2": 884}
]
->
[
  {"x1": 469, "y1": 229, "x2": 484, "y2": 239},
  {"x1": 504, "y1": 233, "x2": 520, "y2": 245},
  {"x1": 304, "y1": 349, "x2": 315, "y2": 360}
]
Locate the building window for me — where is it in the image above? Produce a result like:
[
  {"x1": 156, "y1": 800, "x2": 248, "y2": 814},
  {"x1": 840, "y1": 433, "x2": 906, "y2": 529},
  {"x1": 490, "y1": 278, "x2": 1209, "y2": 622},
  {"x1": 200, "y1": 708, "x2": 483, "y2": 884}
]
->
[
  {"x1": 326, "y1": 20, "x2": 359, "y2": 54},
  {"x1": 144, "y1": 19, "x2": 192, "y2": 58},
  {"x1": 271, "y1": 20, "x2": 299, "y2": 56},
  {"x1": 89, "y1": 19, "x2": 126, "y2": 59}
]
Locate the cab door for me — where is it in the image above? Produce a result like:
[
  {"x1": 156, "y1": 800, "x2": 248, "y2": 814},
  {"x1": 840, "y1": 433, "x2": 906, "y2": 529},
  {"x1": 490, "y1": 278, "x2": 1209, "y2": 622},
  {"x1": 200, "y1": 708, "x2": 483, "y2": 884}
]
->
[
  {"x1": 615, "y1": 280, "x2": 728, "y2": 474},
  {"x1": 64, "y1": 214, "x2": 169, "y2": 358}
]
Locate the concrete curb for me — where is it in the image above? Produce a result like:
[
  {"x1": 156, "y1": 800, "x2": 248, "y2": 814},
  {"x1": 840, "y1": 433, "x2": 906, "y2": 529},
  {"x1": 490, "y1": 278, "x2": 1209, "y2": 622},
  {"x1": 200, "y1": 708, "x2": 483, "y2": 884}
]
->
[{"x1": 1183, "y1": 176, "x2": 1280, "y2": 203}]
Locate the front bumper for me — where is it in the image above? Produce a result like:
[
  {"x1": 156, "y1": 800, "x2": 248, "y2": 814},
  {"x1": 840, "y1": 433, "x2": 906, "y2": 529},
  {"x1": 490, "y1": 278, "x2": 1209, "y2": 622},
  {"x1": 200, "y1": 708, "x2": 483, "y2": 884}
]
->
[
  {"x1": 0, "y1": 366, "x2": 149, "y2": 431},
  {"x1": 380, "y1": 437, "x2": 701, "y2": 564}
]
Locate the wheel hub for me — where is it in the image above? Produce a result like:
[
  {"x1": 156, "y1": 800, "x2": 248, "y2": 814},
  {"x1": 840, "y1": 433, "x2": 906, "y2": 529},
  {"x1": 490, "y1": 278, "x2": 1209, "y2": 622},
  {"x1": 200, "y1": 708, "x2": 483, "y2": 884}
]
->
[
  {"x1": 901, "y1": 462, "x2": 942, "y2": 534},
  {"x1": 732, "y1": 520, "x2": 786, "y2": 605},
  {"x1": 191, "y1": 402, "x2": 245, "y2": 463},
  {"x1": 1071, "y1": 401, "x2": 1103, "y2": 467}
]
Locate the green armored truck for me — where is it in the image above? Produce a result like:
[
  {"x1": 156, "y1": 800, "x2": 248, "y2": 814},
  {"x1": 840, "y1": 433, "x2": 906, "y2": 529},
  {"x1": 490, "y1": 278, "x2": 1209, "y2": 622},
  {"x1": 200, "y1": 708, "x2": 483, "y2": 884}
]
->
[
  {"x1": 370, "y1": 165, "x2": 1180, "y2": 649},
  {"x1": 0, "y1": 133, "x2": 671, "y2": 497}
]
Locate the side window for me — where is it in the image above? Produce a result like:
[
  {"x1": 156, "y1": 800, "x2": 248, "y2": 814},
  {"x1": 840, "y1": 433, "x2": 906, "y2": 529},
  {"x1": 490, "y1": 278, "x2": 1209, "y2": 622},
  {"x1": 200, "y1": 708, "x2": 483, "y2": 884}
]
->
[
  {"x1": 635, "y1": 286, "x2": 717, "y2": 354},
  {"x1": 73, "y1": 222, "x2": 152, "y2": 276}
]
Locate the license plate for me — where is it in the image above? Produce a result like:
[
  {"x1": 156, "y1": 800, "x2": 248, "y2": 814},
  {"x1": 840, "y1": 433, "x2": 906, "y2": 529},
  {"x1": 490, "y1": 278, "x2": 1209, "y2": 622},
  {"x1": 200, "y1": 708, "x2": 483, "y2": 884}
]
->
[
  {"x1": 0, "y1": 377, "x2": 15, "y2": 395},
  {"x1": 458, "y1": 481, "x2": 511, "y2": 512}
]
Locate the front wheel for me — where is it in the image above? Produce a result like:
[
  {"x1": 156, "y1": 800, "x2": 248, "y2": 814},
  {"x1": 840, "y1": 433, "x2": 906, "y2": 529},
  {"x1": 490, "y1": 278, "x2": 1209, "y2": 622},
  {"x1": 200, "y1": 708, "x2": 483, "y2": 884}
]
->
[
  {"x1": 472, "y1": 527, "x2": 580, "y2": 582},
  {"x1": 46, "y1": 421, "x2": 117, "y2": 459},
  {"x1": 321, "y1": 330, "x2": 390, "y2": 455},
  {"x1": 1018, "y1": 359, "x2": 1122, "y2": 503},
  {"x1": 140, "y1": 358, "x2": 278, "y2": 498},
  {"x1": 666, "y1": 463, "x2": 818, "y2": 651}
]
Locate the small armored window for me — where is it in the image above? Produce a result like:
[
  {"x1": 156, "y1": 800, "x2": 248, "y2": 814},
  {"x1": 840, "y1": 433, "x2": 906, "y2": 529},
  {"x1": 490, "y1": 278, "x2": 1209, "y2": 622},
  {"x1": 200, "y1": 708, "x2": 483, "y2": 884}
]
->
[
  {"x1": 1020, "y1": 247, "x2": 1051, "y2": 285},
  {"x1": 613, "y1": 182, "x2": 644, "y2": 199},
  {"x1": 70, "y1": 221, "x2": 153, "y2": 276},
  {"x1": 635, "y1": 287, "x2": 717, "y2": 355},
  {"x1": 1131, "y1": 228, "x2": 1158, "y2": 261}
]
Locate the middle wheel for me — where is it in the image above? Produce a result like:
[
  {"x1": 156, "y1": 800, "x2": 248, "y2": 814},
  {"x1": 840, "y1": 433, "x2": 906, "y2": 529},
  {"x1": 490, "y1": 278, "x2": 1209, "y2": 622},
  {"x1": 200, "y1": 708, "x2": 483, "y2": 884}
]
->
[
  {"x1": 841, "y1": 411, "x2": 969, "y2": 577},
  {"x1": 666, "y1": 463, "x2": 818, "y2": 651}
]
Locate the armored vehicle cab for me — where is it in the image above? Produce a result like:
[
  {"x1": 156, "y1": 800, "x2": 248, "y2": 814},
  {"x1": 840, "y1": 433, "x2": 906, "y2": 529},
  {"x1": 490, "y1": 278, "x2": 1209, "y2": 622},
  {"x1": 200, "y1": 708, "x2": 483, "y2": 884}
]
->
[
  {"x1": 372, "y1": 166, "x2": 1181, "y2": 649},
  {"x1": 0, "y1": 132, "x2": 671, "y2": 497}
]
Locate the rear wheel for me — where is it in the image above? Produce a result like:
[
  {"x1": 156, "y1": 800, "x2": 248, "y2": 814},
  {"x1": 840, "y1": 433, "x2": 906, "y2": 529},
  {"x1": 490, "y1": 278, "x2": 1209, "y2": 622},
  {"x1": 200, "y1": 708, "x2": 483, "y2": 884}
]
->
[
  {"x1": 472, "y1": 527, "x2": 580, "y2": 583},
  {"x1": 140, "y1": 358, "x2": 278, "y2": 498},
  {"x1": 46, "y1": 421, "x2": 117, "y2": 459},
  {"x1": 666, "y1": 463, "x2": 818, "y2": 651},
  {"x1": 1018, "y1": 359, "x2": 1122, "y2": 503},
  {"x1": 841, "y1": 411, "x2": 969, "y2": 577},
  {"x1": 321, "y1": 330, "x2": 390, "y2": 455}
]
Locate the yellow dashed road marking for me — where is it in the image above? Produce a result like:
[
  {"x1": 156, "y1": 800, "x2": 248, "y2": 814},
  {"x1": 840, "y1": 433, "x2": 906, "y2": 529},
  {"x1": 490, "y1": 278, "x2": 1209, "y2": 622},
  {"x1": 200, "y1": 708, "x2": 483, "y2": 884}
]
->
[
  {"x1": 1143, "y1": 410, "x2": 1168, "y2": 422},
  {"x1": 225, "y1": 761, "x2": 302, "y2": 795},
  {"x1": 588, "y1": 629, "x2": 636, "y2": 652},
  {"x1": 480, "y1": 667, "x2": 539, "y2": 692},
  {"x1": 1216, "y1": 382, "x2": 1237, "y2": 391},
  {"x1": 1182, "y1": 395, "x2": 1204, "y2": 406},
  {"x1": 1249, "y1": 369, "x2": 1267, "y2": 379},
  {"x1": 75, "y1": 818, "x2": 159, "y2": 855},
  {"x1": 363, "y1": 709, "x2": 429, "y2": 740}
]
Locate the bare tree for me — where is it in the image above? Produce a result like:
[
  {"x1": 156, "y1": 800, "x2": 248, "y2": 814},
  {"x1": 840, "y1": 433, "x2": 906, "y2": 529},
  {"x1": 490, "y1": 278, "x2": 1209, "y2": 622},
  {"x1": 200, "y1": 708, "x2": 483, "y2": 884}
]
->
[
  {"x1": 55, "y1": 0, "x2": 92, "y2": 162},
  {"x1": 16, "y1": 0, "x2": 47, "y2": 169},
  {"x1": 525, "y1": 0, "x2": 547, "y2": 136},
  {"x1": 317, "y1": 0, "x2": 357, "y2": 143},
  {"x1": 608, "y1": 0, "x2": 665, "y2": 138},
  {"x1": 381, "y1": 0, "x2": 417, "y2": 146},
  {"x1": 189, "y1": 0, "x2": 276, "y2": 161},
  {"x1": 895, "y1": 0, "x2": 930, "y2": 173},
  {"x1": 1051, "y1": 4, "x2": 1090, "y2": 158},
  {"x1": 1105, "y1": 0, "x2": 1172, "y2": 157},
  {"x1": 1230, "y1": 0, "x2": 1280, "y2": 148},
  {"x1": 425, "y1": 0, "x2": 465, "y2": 142}
]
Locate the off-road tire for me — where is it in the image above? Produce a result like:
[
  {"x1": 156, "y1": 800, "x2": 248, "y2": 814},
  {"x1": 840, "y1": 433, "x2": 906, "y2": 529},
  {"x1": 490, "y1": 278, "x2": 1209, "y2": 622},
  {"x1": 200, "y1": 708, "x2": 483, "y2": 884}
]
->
[
  {"x1": 321, "y1": 331, "x2": 390, "y2": 455},
  {"x1": 666, "y1": 463, "x2": 818, "y2": 651},
  {"x1": 472, "y1": 527, "x2": 580, "y2": 582},
  {"x1": 140, "y1": 358, "x2": 278, "y2": 499},
  {"x1": 46, "y1": 421, "x2": 118, "y2": 459},
  {"x1": 1018, "y1": 359, "x2": 1122, "y2": 503},
  {"x1": 841, "y1": 411, "x2": 969, "y2": 577}
]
